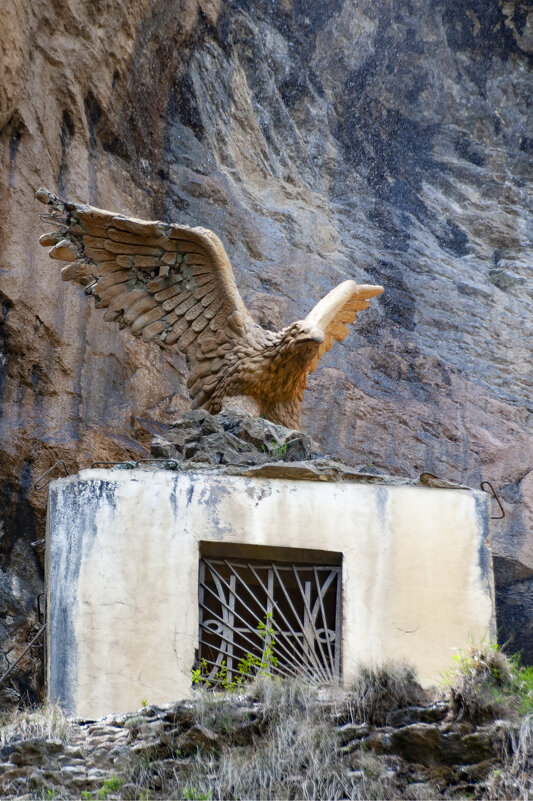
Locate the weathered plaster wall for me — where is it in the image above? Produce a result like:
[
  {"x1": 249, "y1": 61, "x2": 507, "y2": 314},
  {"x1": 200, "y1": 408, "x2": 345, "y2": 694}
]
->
[
  {"x1": 47, "y1": 469, "x2": 494, "y2": 719},
  {"x1": 1, "y1": 0, "x2": 532, "y2": 703}
]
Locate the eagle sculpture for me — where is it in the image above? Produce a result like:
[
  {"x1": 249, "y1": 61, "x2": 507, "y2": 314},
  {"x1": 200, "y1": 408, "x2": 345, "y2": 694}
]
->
[{"x1": 36, "y1": 188, "x2": 383, "y2": 430}]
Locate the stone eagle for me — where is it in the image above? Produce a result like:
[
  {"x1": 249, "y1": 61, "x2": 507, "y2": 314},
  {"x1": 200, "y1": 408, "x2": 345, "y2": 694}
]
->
[{"x1": 36, "y1": 188, "x2": 383, "y2": 429}]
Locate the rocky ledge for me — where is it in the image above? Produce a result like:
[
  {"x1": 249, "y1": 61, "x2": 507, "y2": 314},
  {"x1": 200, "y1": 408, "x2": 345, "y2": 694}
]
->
[
  {"x1": 149, "y1": 410, "x2": 464, "y2": 487},
  {"x1": 150, "y1": 409, "x2": 324, "y2": 467},
  {"x1": 0, "y1": 684, "x2": 529, "y2": 800}
]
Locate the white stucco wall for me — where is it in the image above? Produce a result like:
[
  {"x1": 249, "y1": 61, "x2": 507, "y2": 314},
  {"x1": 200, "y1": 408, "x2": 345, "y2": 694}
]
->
[{"x1": 46, "y1": 469, "x2": 494, "y2": 718}]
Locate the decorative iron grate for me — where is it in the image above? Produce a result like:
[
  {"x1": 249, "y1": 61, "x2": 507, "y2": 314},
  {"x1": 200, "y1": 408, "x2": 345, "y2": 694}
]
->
[{"x1": 198, "y1": 557, "x2": 342, "y2": 685}]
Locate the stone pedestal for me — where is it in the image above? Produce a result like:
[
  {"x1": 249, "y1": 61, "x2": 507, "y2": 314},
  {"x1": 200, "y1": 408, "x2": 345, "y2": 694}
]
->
[{"x1": 47, "y1": 468, "x2": 495, "y2": 718}]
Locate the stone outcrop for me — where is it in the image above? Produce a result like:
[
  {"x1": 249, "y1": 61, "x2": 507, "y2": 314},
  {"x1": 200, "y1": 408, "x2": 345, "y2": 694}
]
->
[
  {"x1": 150, "y1": 409, "x2": 324, "y2": 466},
  {"x1": 0, "y1": 0, "x2": 532, "y2": 704},
  {"x1": 149, "y1": 410, "x2": 470, "y2": 484},
  {"x1": 0, "y1": 689, "x2": 527, "y2": 799}
]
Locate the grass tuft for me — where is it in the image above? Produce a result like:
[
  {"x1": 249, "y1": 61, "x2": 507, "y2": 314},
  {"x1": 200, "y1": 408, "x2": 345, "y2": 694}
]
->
[
  {"x1": 173, "y1": 682, "x2": 361, "y2": 800},
  {"x1": 444, "y1": 640, "x2": 533, "y2": 723},
  {"x1": 349, "y1": 661, "x2": 426, "y2": 725},
  {"x1": 486, "y1": 713, "x2": 533, "y2": 799},
  {"x1": 0, "y1": 702, "x2": 71, "y2": 746}
]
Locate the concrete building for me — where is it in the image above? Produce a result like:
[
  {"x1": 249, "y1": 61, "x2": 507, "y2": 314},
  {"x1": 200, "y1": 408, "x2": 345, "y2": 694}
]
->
[{"x1": 47, "y1": 468, "x2": 495, "y2": 719}]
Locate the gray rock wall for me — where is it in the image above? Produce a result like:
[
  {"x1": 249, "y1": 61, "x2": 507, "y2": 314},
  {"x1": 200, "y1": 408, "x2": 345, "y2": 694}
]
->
[{"x1": 0, "y1": 0, "x2": 531, "y2": 703}]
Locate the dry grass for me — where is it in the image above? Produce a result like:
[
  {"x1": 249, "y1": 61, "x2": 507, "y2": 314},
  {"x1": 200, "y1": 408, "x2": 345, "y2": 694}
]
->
[
  {"x1": 168, "y1": 678, "x2": 395, "y2": 801},
  {"x1": 0, "y1": 702, "x2": 71, "y2": 747},
  {"x1": 245, "y1": 672, "x2": 347, "y2": 715},
  {"x1": 175, "y1": 713, "x2": 352, "y2": 799},
  {"x1": 486, "y1": 714, "x2": 533, "y2": 800},
  {"x1": 348, "y1": 661, "x2": 426, "y2": 725},
  {"x1": 123, "y1": 675, "x2": 407, "y2": 800}
]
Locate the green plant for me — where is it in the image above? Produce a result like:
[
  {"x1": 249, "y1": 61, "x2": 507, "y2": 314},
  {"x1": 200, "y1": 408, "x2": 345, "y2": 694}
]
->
[
  {"x1": 182, "y1": 788, "x2": 212, "y2": 800},
  {"x1": 97, "y1": 777, "x2": 124, "y2": 799},
  {"x1": 512, "y1": 663, "x2": 533, "y2": 716},
  {"x1": 192, "y1": 613, "x2": 278, "y2": 691},
  {"x1": 192, "y1": 658, "x2": 214, "y2": 688},
  {"x1": 140, "y1": 699, "x2": 148, "y2": 708},
  {"x1": 444, "y1": 639, "x2": 533, "y2": 722},
  {"x1": 139, "y1": 791, "x2": 151, "y2": 801},
  {"x1": 262, "y1": 442, "x2": 288, "y2": 459},
  {"x1": 81, "y1": 777, "x2": 124, "y2": 800}
]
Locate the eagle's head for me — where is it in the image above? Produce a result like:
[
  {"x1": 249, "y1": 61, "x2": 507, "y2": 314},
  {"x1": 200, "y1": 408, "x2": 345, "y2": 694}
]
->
[{"x1": 272, "y1": 320, "x2": 325, "y2": 372}]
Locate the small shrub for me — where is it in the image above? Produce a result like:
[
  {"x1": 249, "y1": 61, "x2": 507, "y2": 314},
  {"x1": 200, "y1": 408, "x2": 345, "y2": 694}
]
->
[
  {"x1": 349, "y1": 661, "x2": 426, "y2": 725},
  {"x1": 96, "y1": 776, "x2": 124, "y2": 799},
  {"x1": 193, "y1": 613, "x2": 277, "y2": 691},
  {"x1": 445, "y1": 641, "x2": 533, "y2": 722}
]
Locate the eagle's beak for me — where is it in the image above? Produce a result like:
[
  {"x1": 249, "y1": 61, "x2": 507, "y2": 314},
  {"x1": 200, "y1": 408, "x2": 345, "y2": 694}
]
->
[{"x1": 295, "y1": 325, "x2": 324, "y2": 345}]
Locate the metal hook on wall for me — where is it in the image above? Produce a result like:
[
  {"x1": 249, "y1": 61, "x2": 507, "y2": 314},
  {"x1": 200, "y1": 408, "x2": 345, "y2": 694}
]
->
[
  {"x1": 480, "y1": 481, "x2": 505, "y2": 519},
  {"x1": 34, "y1": 460, "x2": 69, "y2": 491}
]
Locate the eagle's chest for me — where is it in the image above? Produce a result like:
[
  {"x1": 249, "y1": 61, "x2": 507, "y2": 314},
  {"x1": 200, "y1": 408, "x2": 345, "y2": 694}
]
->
[{"x1": 225, "y1": 350, "x2": 308, "y2": 400}]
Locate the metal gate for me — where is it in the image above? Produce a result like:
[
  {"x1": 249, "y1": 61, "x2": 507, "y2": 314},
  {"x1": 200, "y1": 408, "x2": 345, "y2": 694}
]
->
[{"x1": 198, "y1": 557, "x2": 342, "y2": 685}]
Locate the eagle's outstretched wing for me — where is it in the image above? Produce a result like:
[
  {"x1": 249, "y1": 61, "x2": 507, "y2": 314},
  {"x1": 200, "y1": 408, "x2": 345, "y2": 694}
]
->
[
  {"x1": 304, "y1": 280, "x2": 383, "y2": 373},
  {"x1": 36, "y1": 189, "x2": 258, "y2": 409}
]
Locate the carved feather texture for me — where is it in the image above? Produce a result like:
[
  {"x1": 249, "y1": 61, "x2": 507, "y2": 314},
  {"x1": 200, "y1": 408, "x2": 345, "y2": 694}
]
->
[
  {"x1": 305, "y1": 281, "x2": 384, "y2": 374},
  {"x1": 36, "y1": 188, "x2": 383, "y2": 429}
]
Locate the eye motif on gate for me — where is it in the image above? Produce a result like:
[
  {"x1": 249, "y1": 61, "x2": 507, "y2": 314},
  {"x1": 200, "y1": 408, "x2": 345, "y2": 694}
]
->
[{"x1": 198, "y1": 558, "x2": 342, "y2": 686}]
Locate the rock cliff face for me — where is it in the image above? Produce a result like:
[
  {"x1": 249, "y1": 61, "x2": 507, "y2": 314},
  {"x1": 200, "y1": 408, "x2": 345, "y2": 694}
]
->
[{"x1": 0, "y1": 0, "x2": 532, "y2": 701}]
